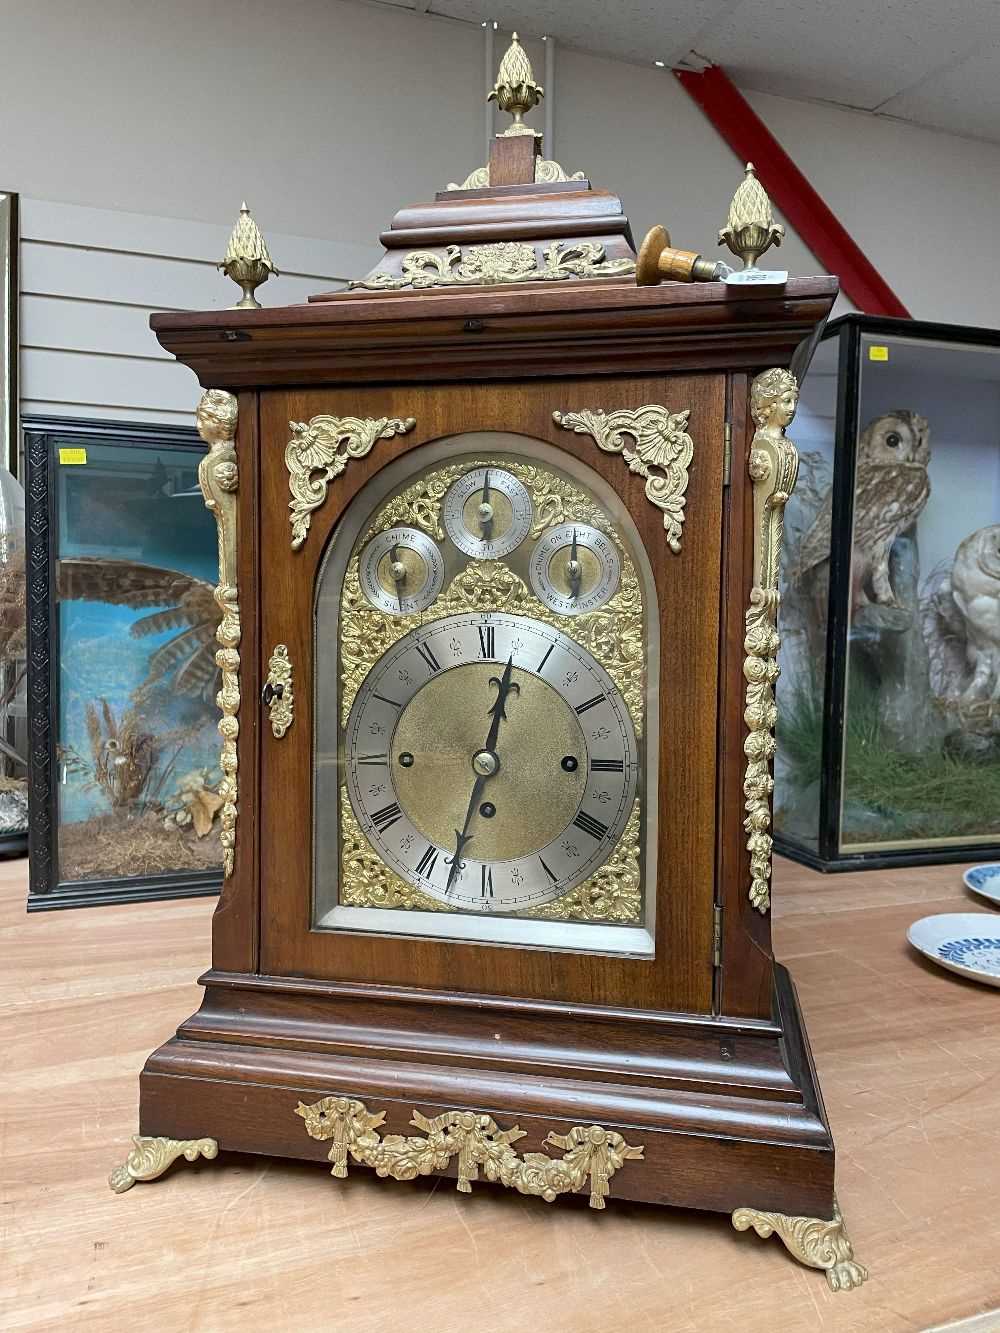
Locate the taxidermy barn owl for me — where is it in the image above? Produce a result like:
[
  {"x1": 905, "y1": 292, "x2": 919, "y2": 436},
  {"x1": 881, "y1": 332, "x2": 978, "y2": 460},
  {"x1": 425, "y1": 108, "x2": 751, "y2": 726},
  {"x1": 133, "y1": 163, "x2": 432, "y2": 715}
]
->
[
  {"x1": 796, "y1": 410, "x2": 931, "y2": 609},
  {"x1": 951, "y1": 524, "x2": 1000, "y2": 703}
]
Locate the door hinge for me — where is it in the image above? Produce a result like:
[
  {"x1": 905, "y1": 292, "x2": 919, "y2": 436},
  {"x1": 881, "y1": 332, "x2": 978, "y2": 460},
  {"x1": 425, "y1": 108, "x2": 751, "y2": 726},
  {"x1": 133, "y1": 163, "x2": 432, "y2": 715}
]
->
[
  {"x1": 722, "y1": 422, "x2": 732, "y2": 488},
  {"x1": 712, "y1": 903, "x2": 723, "y2": 969}
]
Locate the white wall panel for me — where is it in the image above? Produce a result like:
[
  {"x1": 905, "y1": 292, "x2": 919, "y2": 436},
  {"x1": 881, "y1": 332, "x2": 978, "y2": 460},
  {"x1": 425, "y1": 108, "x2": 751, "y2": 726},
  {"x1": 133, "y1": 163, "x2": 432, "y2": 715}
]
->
[{"x1": 21, "y1": 348, "x2": 198, "y2": 415}]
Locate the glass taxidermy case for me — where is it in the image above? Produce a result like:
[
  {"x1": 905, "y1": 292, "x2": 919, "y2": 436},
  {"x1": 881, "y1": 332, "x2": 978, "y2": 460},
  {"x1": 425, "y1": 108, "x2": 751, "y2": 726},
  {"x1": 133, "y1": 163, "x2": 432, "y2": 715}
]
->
[
  {"x1": 25, "y1": 417, "x2": 223, "y2": 909},
  {"x1": 114, "y1": 36, "x2": 868, "y2": 1292},
  {"x1": 774, "y1": 315, "x2": 1000, "y2": 869}
]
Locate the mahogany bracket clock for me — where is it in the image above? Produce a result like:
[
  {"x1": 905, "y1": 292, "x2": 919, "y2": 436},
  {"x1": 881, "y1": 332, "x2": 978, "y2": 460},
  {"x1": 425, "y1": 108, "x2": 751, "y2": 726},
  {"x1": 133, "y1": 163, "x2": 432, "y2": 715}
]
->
[{"x1": 111, "y1": 36, "x2": 867, "y2": 1292}]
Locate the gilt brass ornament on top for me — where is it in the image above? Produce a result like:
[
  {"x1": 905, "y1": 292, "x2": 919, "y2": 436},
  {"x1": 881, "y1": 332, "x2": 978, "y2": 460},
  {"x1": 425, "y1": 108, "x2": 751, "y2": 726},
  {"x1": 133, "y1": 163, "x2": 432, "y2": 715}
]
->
[
  {"x1": 285, "y1": 415, "x2": 416, "y2": 549},
  {"x1": 296, "y1": 1095, "x2": 644, "y2": 1209},
  {"x1": 553, "y1": 405, "x2": 695, "y2": 554},
  {"x1": 488, "y1": 32, "x2": 543, "y2": 138},
  {"x1": 196, "y1": 389, "x2": 240, "y2": 879},
  {"x1": 219, "y1": 202, "x2": 278, "y2": 309},
  {"x1": 732, "y1": 1198, "x2": 868, "y2": 1291},
  {"x1": 719, "y1": 163, "x2": 784, "y2": 271},
  {"x1": 743, "y1": 368, "x2": 799, "y2": 913}
]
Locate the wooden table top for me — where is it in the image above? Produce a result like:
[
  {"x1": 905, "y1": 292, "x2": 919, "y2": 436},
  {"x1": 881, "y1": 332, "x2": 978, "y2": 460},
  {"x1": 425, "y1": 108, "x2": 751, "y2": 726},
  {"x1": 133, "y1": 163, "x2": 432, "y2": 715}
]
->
[{"x1": 3, "y1": 854, "x2": 999, "y2": 1332}]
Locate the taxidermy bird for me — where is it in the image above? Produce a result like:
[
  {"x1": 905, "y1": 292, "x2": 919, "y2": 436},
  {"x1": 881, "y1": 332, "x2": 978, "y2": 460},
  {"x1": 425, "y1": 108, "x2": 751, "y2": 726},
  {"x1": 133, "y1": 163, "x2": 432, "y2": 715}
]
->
[
  {"x1": 795, "y1": 410, "x2": 931, "y2": 610},
  {"x1": 951, "y1": 524, "x2": 1000, "y2": 703},
  {"x1": 58, "y1": 558, "x2": 219, "y2": 702}
]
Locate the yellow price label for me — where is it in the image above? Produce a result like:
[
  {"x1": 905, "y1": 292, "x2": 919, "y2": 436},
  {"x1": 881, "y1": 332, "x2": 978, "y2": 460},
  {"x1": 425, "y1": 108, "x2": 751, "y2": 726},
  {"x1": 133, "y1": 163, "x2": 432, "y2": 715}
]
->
[
  {"x1": 868, "y1": 345, "x2": 889, "y2": 362},
  {"x1": 58, "y1": 447, "x2": 88, "y2": 465}
]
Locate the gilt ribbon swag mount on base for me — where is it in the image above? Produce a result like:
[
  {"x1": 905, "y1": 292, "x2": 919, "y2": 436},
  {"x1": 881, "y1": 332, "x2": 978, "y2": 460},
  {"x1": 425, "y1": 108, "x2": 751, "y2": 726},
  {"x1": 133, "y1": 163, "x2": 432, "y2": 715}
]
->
[{"x1": 295, "y1": 1095, "x2": 645, "y2": 1209}]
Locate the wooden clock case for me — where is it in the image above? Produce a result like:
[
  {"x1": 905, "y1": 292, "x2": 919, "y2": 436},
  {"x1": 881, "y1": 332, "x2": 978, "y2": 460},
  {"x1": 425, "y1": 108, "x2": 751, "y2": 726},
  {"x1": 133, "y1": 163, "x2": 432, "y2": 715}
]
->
[{"x1": 138, "y1": 134, "x2": 843, "y2": 1231}]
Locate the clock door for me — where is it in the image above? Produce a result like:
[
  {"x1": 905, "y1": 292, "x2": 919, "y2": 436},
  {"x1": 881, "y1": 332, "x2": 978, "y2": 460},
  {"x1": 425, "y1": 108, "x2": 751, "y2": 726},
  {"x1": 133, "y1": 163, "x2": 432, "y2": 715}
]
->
[{"x1": 257, "y1": 376, "x2": 725, "y2": 1014}]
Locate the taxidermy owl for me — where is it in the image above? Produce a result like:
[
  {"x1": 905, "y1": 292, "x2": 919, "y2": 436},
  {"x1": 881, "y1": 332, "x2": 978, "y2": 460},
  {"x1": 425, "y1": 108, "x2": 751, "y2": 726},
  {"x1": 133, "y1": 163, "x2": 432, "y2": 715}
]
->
[
  {"x1": 796, "y1": 410, "x2": 930, "y2": 610},
  {"x1": 951, "y1": 524, "x2": 1000, "y2": 703},
  {"x1": 58, "y1": 558, "x2": 220, "y2": 702}
]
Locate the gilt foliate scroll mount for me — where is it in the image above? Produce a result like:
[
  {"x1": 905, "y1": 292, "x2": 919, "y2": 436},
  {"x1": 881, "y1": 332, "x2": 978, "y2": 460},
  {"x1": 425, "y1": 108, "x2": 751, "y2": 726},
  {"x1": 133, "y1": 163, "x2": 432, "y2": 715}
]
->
[
  {"x1": 553, "y1": 405, "x2": 694, "y2": 554},
  {"x1": 286, "y1": 415, "x2": 416, "y2": 549},
  {"x1": 732, "y1": 1198, "x2": 868, "y2": 1291}
]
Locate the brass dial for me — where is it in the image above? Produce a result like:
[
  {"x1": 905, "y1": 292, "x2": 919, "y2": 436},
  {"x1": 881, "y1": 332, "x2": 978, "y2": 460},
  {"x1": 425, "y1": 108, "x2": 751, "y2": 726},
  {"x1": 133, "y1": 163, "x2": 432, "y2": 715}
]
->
[
  {"x1": 442, "y1": 467, "x2": 533, "y2": 560},
  {"x1": 529, "y1": 522, "x2": 621, "y2": 616},
  {"x1": 345, "y1": 612, "x2": 637, "y2": 912},
  {"x1": 358, "y1": 526, "x2": 445, "y2": 616}
]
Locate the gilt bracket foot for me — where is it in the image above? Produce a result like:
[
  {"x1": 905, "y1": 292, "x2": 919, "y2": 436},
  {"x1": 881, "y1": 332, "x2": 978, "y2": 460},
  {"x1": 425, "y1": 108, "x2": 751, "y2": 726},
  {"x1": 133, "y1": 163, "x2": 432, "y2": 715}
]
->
[
  {"x1": 109, "y1": 1135, "x2": 219, "y2": 1193},
  {"x1": 731, "y1": 1196, "x2": 869, "y2": 1291}
]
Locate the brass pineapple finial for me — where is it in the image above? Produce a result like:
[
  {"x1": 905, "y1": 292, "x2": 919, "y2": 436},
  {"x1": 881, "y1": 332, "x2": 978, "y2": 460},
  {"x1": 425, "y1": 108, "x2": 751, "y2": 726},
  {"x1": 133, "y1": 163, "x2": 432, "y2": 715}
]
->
[
  {"x1": 719, "y1": 163, "x2": 784, "y2": 270},
  {"x1": 219, "y1": 201, "x2": 278, "y2": 309},
  {"x1": 489, "y1": 32, "x2": 543, "y2": 138}
]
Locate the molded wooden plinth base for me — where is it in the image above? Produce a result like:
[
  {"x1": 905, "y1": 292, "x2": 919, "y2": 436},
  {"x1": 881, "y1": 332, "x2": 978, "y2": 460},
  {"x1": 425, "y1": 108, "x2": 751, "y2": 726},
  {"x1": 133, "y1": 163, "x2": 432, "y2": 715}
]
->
[{"x1": 136, "y1": 963, "x2": 835, "y2": 1220}]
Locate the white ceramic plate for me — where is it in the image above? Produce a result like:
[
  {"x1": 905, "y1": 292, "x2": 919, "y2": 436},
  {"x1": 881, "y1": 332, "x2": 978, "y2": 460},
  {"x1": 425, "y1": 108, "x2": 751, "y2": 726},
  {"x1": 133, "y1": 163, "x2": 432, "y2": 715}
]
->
[
  {"x1": 908, "y1": 913, "x2": 1000, "y2": 988},
  {"x1": 963, "y1": 864, "x2": 1000, "y2": 907}
]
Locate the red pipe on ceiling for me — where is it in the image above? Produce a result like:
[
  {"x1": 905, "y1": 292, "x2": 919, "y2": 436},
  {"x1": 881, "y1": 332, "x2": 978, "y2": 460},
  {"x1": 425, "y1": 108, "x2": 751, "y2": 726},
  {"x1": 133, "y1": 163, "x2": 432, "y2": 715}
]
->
[{"x1": 675, "y1": 63, "x2": 911, "y2": 318}]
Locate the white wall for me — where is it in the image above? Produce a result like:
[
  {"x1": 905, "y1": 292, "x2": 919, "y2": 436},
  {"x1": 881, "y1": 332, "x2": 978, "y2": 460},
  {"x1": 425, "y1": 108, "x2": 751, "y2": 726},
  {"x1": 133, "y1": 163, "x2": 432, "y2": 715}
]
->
[{"x1": 3, "y1": 0, "x2": 1000, "y2": 423}]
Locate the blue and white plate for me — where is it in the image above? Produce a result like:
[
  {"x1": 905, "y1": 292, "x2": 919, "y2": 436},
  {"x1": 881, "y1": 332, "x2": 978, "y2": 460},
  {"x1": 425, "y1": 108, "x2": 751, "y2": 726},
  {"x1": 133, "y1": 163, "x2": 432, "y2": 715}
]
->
[
  {"x1": 963, "y1": 864, "x2": 1000, "y2": 907},
  {"x1": 908, "y1": 913, "x2": 1000, "y2": 988}
]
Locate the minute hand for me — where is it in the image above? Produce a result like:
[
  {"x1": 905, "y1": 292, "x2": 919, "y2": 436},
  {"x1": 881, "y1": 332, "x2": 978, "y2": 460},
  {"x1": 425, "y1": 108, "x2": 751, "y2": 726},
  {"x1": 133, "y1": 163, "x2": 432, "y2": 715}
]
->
[{"x1": 445, "y1": 655, "x2": 519, "y2": 891}]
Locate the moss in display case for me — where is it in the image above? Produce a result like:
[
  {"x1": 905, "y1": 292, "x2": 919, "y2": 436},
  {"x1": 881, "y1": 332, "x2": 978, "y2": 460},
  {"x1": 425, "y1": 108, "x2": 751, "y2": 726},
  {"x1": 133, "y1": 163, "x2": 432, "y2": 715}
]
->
[
  {"x1": 26, "y1": 417, "x2": 223, "y2": 909},
  {"x1": 775, "y1": 316, "x2": 1000, "y2": 869}
]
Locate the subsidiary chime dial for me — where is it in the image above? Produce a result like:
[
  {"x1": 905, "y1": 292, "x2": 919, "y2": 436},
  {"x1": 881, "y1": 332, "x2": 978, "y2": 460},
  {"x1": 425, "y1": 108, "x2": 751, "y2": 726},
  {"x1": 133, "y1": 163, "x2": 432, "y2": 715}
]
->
[
  {"x1": 359, "y1": 526, "x2": 445, "y2": 616},
  {"x1": 345, "y1": 613, "x2": 637, "y2": 913},
  {"x1": 443, "y1": 467, "x2": 533, "y2": 559},
  {"x1": 529, "y1": 522, "x2": 621, "y2": 616}
]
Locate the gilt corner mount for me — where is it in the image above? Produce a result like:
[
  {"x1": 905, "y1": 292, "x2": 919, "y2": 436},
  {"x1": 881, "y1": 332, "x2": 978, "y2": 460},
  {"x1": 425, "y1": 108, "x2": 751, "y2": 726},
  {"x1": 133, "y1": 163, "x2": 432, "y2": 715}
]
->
[
  {"x1": 286, "y1": 415, "x2": 416, "y2": 549},
  {"x1": 553, "y1": 405, "x2": 695, "y2": 554}
]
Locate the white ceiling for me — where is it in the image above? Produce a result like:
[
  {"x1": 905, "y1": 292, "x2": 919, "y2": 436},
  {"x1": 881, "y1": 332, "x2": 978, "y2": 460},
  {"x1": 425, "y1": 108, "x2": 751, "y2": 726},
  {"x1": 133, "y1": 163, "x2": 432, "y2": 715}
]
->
[{"x1": 398, "y1": 0, "x2": 1000, "y2": 145}]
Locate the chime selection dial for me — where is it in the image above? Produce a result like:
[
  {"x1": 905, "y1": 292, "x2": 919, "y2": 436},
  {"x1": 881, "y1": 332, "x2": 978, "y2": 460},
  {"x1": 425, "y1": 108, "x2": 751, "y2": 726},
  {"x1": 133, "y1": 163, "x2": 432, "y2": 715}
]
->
[
  {"x1": 345, "y1": 612, "x2": 637, "y2": 912},
  {"x1": 358, "y1": 526, "x2": 445, "y2": 616},
  {"x1": 529, "y1": 522, "x2": 621, "y2": 616},
  {"x1": 442, "y1": 467, "x2": 533, "y2": 560}
]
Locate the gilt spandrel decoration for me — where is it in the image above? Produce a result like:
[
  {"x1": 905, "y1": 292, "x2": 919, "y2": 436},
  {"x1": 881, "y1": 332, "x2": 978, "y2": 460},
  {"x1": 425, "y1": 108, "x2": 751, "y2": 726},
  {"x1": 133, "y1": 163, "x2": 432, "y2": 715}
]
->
[
  {"x1": 348, "y1": 240, "x2": 635, "y2": 292},
  {"x1": 743, "y1": 369, "x2": 799, "y2": 913},
  {"x1": 295, "y1": 1096, "x2": 644, "y2": 1209},
  {"x1": 553, "y1": 406, "x2": 695, "y2": 554},
  {"x1": 196, "y1": 389, "x2": 240, "y2": 878},
  {"x1": 732, "y1": 1198, "x2": 869, "y2": 1291},
  {"x1": 286, "y1": 415, "x2": 416, "y2": 549},
  {"x1": 109, "y1": 1135, "x2": 218, "y2": 1193}
]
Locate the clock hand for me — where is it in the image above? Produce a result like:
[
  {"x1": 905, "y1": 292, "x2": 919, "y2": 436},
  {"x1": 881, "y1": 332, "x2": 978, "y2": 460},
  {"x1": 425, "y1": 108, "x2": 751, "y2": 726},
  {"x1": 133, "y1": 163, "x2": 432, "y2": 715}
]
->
[
  {"x1": 445, "y1": 655, "x2": 520, "y2": 892},
  {"x1": 478, "y1": 470, "x2": 494, "y2": 541},
  {"x1": 389, "y1": 543, "x2": 406, "y2": 612},
  {"x1": 567, "y1": 527, "x2": 582, "y2": 600}
]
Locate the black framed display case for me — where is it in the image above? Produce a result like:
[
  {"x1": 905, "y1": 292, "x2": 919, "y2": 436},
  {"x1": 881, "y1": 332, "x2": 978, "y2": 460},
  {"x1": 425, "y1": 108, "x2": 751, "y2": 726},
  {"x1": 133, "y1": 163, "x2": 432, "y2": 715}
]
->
[
  {"x1": 25, "y1": 416, "x2": 224, "y2": 909},
  {"x1": 775, "y1": 314, "x2": 1000, "y2": 870}
]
